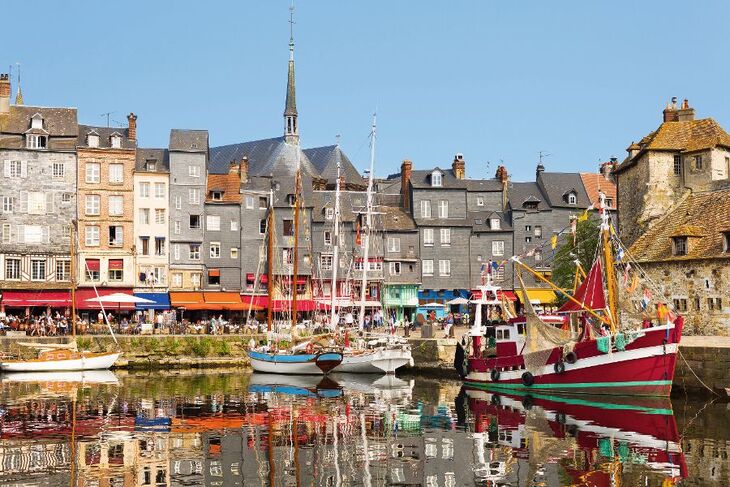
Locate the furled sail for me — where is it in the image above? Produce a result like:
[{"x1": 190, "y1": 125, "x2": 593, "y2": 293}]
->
[{"x1": 558, "y1": 259, "x2": 606, "y2": 313}]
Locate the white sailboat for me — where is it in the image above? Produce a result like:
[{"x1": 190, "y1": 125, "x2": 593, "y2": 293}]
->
[{"x1": 0, "y1": 221, "x2": 121, "y2": 372}]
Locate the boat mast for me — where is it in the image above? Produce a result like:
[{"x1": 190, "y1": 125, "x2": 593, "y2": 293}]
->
[
  {"x1": 70, "y1": 220, "x2": 77, "y2": 338},
  {"x1": 599, "y1": 193, "x2": 618, "y2": 331},
  {"x1": 267, "y1": 184, "x2": 275, "y2": 332},
  {"x1": 358, "y1": 113, "x2": 377, "y2": 329},
  {"x1": 329, "y1": 157, "x2": 342, "y2": 329},
  {"x1": 292, "y1": 151, "x2": 302, "y2": 329}
]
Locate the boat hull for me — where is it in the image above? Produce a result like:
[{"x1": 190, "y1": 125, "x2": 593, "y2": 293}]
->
[
  {"x1": 0, "y1": 352, "x2": 121, "y2": 372},
  {"x1": 248, "y1": 351, "x2": 343, "y2": 375},
  {"x1": 337, "y1": 348, "x2": 414, "y2": 374},
  {"x1": 464, "y1": 325, "x2": 681, "y2": 396}
]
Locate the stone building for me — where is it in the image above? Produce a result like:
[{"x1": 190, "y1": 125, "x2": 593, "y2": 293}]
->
[
  {"x1": 133, "y1": 148, "x2": 170, "y2": 292},
  {"x1": 615, "y1": 99, "x2": 730, "y2": 246},
  {"x1": 168, "y1": 129, "x2": 209, "y2": 291},
  {"x1": 76, "y1": 117, "x2": 137, "y2": 293},
  {"x1": 0, "y1": 73, "x2": 79, "y2": 315},
  {"x1": 626, "y1": 188, "x2": 730, "y2": 335}
]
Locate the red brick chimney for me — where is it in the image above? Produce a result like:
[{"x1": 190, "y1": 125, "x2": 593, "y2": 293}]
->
[
  {"x1": 452, "y1": 153, "x2": 465, "y2": 179},
  {"x1": 239, "y1": 157, "x2": 249, "y2": 184},
  {"x1": 127, "y1": 113, "x2": 137, "y2": 142},
  {"x1": 401, "y1": 159, "x2": 412, "y2": 211},
  {"x1": 663, "y1": 97, "x2": 679, "y2": 122},
  {"x1": 0, "y1": 74, "x2": 10, "y2": 114},
  {"x1": 495, "y1": 165, "x2": 509, "y2": 210},
  {"x1": 677, "y1": 99, "x2": 695, "y2": 122}
]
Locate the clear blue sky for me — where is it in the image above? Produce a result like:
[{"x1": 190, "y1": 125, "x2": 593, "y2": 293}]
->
[{"x1": 5, "y1": 1, "x2": 729, "y2": 181}]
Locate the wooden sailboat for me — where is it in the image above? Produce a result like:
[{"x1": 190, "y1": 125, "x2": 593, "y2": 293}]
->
[
  {"x1": 0, "y1": 221, "x2": 121, "y2": 372},
  {"x1": 458, "y1": 194, "x2": 683, "y2": 396},
  {"x1": 247, "y1": 154, "x2": 343, "y2": 375}
]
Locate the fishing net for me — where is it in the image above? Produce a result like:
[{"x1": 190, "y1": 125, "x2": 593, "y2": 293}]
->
[{"x1": 518, "y1": 272, "x2": 574, "y2": 374}]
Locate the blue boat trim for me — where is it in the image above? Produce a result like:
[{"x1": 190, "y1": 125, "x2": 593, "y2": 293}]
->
[{"x1": 248, "y1": 351, "x2": 316, "y2": 363}]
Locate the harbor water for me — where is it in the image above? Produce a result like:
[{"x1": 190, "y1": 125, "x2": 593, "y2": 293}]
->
[{"x1": 0, "y1": 369, "x2": 725, "y2": 486}]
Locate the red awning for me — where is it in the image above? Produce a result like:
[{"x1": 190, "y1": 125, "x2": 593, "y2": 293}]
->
[
  {"x1": 470, "y1": 290, "x2": 517, "y2": 302},
  {"x1": 240, "y1": 295, "x2": 315, "y2": 312},
  {"x1": 108, "y1": 259, "x2": 124, "y2": 270},
  {"x1": 260, "y1": 274, "x2": 268, "y2": 284},
  {"x1": 208, "y1": 269, "x2": 221, "y2": 277},
  {"x1": 1, "y1": 291, "x2": 72, "y2": 308},
  {"x1": 85, "y1": 259, "x2": 100, "y2": 271},
  {"x1": 242, "y1": 295, "x2": 268, "y2": 308},
  {"x1": 246, "y1": 273, "x2": 255, "y2": 282},
  {"x1": 75, "y1": 288, "x2": 135, "y2": 310}
]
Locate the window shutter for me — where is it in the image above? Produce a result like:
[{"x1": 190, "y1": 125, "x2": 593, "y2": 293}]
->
[
  {"x1": 42, "y1": 226, "x2": 50, "y2": 244},
  {"x1": 19, "y1": 191, "x2": 28, "y2": 213},
  {"x1": 45, "y1": 192, "x2": 55, "y2": 213},
  {"x1": 20, "y1": 162, "x2": 27, "y2": 178},
  {"x1": 118, "y1": 227, "x2": 124, "y2": 246},
  {"x1": 3, "y1": 161, "x2": 9, "y2": 178},
  {"x1": 16, "y1": 224, "x2": 24, "y2": 243}
]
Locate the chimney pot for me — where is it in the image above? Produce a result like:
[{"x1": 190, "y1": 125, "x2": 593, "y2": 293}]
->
[
  {"x1": 127, "y1": 113, "x2": 137, "y2": 142},
  {"x1": 536, "y1": 163, "x2": 545, "y2": 178},
  {"x1": 452, "y1": 153, "x2": 465, "y2": 179}
]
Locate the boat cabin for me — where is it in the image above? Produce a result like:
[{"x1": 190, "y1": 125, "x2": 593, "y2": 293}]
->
[{"x1": 494, "y1": 316, "x2": 566, "y2": 357}]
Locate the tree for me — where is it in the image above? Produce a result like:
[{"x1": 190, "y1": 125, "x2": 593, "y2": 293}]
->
[{"x1": 551, "y1": 217, "x2": 600, "y2": 303}]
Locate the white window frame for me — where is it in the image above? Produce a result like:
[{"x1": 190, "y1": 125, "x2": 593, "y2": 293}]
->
[
  {"x1": 30, "y1": 259, "x2": 46, "y2": 281},
  {"x1": 320, "y1": 255, "x2": 333, "y2": 271},
  {"x1": 438, "y1": 200, "x2": 448, "y2": 218},
  {"x1": 389, "y1": 261, "x2": 401, "y2": 276},
  {"x1": 490, "y1": 218, "x2": 501, "y2": 230},
  {"x1": 139, "y1": 208, "x2": 150, "y2": 225},
  {"x1": 189, "y1": 244, "x2": 201, "y2": 260},
  {"x1": 188, "y1": 188, "x2": 200, "y2": 205},
  {"x1": 173, "y1": 244, "x2": 180, "y2": 260},
  {"x1": 440, "y1": 228, "x2": 450, "y2": 246},
  {"x1": 207, "y1": 215, "x2": 221, "y2": 231},
  {"x1": 492, "y1": 240, "x2": 505, "y2": 257},
  {"x1": 108, "y1": 195, "x2": 123, "y2": 216},
  {"x1": 111, "y1": 135, "x2": 122, "y2": 148},
  {"x1": 325, "y1": 208, "x2": 334, "y2": 220},
  {"x1": 423, "y1": 228, "x2": 434, "y2": 246},
  {"x1": 52, "y1": 162, "x2": 65, "y2": 178},
  {"x1": 245, "y1": 195, "x2": 254, "y2": 209},
  {"x1": 568, "y1": 193, "x2": 577, "y2": 205},
  {"x1": 172, "y1": 273, "x2": 182, "y2": 288},
  {"x1": 175, "y1": 196, "x2": 182, "y2": 210},
  {"x1": 139, "y1": 182, "x2": 150, "y2": 197},
  {"x1": 431, "y1": 171, "x2": 442, "y2": 187},
  {"x1": 85, "y1": 195, "x2": 100, "y2": 216},
  {"x1": 2, "y1": 223, "x2": 10, "y2": 243},
  {"x1": 188, "y1": 165, "x2": 200, "y2": 177},
  {"x1": 86, "y1": 163, "x2": 101, "y2": 183},
  {"x1": 421, "y1": 200, "x2": 432, "y2": 219},
  {"x1": 28, "y1": 192, "x2": 46, "y2": 215},
  {"x1": 155, "y1": 208, "x2": 166, "y2": 225},
  {"x1": 174, "y1": 221, "x2": 181, "y2": 235},
  {"x1": 2, "y1": 196, "x2": 14, "y2": 213},
  {"x1": 85, "y1": 226, "x2": 100, "y2": 246},
  {"x1": 477, "y1": 196, "x2": 484, "y2": 207},
  {"x1": 231, "y1": 220, "x2": 239, "y2": 232},
  {"x1": 154, "y1": 182, "x2": 165, "y2": 198},
  {"x1": 387, "y1": 237, "x2": 401, "y2": 252},
  {"x1": 5, "y1": 258, "x2": 20, "y2": 280},
  {"x1": 209, "y1": 242, "x2": 221, "y2": 259},
  {"x1": 324, "y1": 230, "x2": 332, "y2": 246},
  {"x1": 109, "y1": 163, "x2": 124, "y2": 183},
  {"x1": 230, "y1": 247, "x2": 239, "y2": 259},
  {"x1": 439, "y1": 259, "x2": 451, "y2": 277},
  {"x1": 422, "y1": 259, "x2": 434, "y2": 277}
]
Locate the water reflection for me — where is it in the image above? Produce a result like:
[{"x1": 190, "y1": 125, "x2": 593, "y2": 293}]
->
[{"x1": 0, "y1": 370, "x2": 724, "y2": 486}]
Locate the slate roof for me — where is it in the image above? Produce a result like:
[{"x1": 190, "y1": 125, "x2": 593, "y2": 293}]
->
[
  {"x1": 382, "y1": 206, "x2": 417, "y2": 231},
  {"x1": 629, "y1": 188, "x2": 730, "y2": 262},
  {"x1": 617, "y1": 118, "x2": 730, "y2": 173},
  {"x1": 468, "y1": 211, "x2": 513, "y2": 232},
  {"x1": 465, "y1": 179, "x2": 503, "y2": 192},
  {"x1": 169, "y1": 129, "x2": 208, "y2": 152},
  {"x1": 302, "y1": 145, "x2": 363, "y2": 186},
  {"x1": 206, "y1": 172, "x2": 242, "y2": 203},
  {"x1": 0, "y1": 105, "x2": 77, "y2": 136},
  {"x1": 209, "y1": 136, "x2": 319, "y2": 178},
  {"x1": 580, "y1": 173, "x2": 617, "y2": 208},
  {"x1": 409, "y1": 168, "x2": 468, "y2": 189},
  {"x1": 311, "y1": 190, "x2": 360, "y2": 223},
  {"x1": 508, "y1": 182, "x2": 548, "y2": 211},
  {"x1": 78, "y1": 124, "x2": 135, "y2": 149},
  {"x1": 135, "y1": 148, "x2": 169, "y2": 173},
  {"x1": 537, "y1": 172, "x2": 592, "y2": 209}
]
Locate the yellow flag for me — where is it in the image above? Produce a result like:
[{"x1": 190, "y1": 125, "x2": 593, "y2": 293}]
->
[
  {"x1": 578, "y1": 209, "x2": 589, "y2": 222},
  {"x1": 550, "y1": 234, "x2": 558, "y2": 249}
]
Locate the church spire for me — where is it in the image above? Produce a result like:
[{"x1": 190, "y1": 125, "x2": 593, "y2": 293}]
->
[
  {"x1": 284, "y1": 2, "x2": 298, "y2": 143},
  {"x1": 14, "y1": 63, "x2": 23, "y2": 106}
]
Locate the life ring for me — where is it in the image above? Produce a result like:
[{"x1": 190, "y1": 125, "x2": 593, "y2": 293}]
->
[
  {"x1": 490, "y1": 369, "x2": 500, "y2": 382},
  {"x1": 521, "y1": 371, "x2": 535, "y2": 387},
  {"x1": 565, "y1": 351, "x2": 578, "y2": 364},
  {"x1": 553, "y1": 361, "x2": 566, "y2": 374},
  {"x1": 306, "y1": 343, "x2": 314, "y2": 354}
]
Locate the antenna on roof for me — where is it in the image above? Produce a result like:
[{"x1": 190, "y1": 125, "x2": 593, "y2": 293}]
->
[
  {"x1": 100, "y1": 111, "x2": 115, "y2": 127},
  {"x1": 539, "y1": 151, "x2": 551, "y2": 164},
  {"x1": 335, "y1": 134, "x2": 341, "y2": 147}
]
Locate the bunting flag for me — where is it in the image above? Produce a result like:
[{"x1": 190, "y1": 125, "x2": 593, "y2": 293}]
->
[
  {"x1": 616, "y1": 246, "x2": 625, "y2": 262},
  {"x1": 627, "y1": 273, "x2": 640, "y2": 294},
  {"x1": 550, "y1": 234, "x2": 558, "y2": 249},
  {"x1": 480, "y1": 262, "x2": 487, "y2": 275},
  {"x1": 578, "y1": 208, "x2": 590, "y2": 222},
  {"x1": 656, "y1": 303, "x2": 668, "y2": 324},
  {"x1": 622, "y1": 263, "x2": 632, "y2": 286},
  {"x1": 641, "y1": 288, "x2": 652, "y2": 310},
  {"x1": 492, "y1": 261, "x2": 499, "y2": 271},
  {"x1": 487, "y1": 259, "x2": 493, "y2": 274},
  {"x1": 355, "y1": 220, "x2": 362, "y2": 246}
]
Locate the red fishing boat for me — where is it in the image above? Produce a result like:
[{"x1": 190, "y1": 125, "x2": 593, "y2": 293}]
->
[{"x1": 456, "y1": 194, "x2": 683, "y2": 397}]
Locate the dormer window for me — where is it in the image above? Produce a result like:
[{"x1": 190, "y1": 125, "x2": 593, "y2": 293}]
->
[
  {"x1": 145, "y1": 159, "x2": 157, "y2": 171},
  {"x1": 672, "y1": 237, "x2": 688, "y2": 256},
  {"x1": 287, "y1": 194, "x2": 296, "y2": 205},
  {"x1": 523, "y1": 201, "x2": 539, "y2": 210},
  {"x1": 87, "y1": 133, "x2": 99, "y2": 148},
  {"x1": 490, "y1": 218, "x2": 501, "y2": 230},
  {"x1": 110, "y1": 134, "x2": 122, "y2": 149},
  {"x1": 31, "y1": 114, "x2": 43, "y2": 130},
  {"x1": 567, "y1": 192, "x2": 577, "y2": 205},
  {"x1": 26, "y1": 134, "x2": 47, "y2": 149},
  {"x1": 431, "y1": 171, "x2": 443, "y2": 187},
  {"x1": 211, "y1": 191, "x2": 223, "y2": 201}
]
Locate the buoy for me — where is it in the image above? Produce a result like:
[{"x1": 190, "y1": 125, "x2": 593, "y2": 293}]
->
[{"x1": 521, "y1": 371, "x2": 534, "y2": 386}]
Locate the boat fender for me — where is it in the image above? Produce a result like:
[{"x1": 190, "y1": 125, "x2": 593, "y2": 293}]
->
[
  {"x1": 564, "y1": 351, "x2": 578, "y2": 364},
  {"x1": 556, "y1": 412, "x2": 567, "y2": 424},
  {"x1": 490, "y1": 394, "x2": 501, "y2": 406},
  {"x1": 454, "y1": 342, "x2": 466, "y2": 378},
  {"x1": 521, "y1": 371, "x2": 534, "y2": 387},
  {"x1": 490, "y1": 369, "x2": 500, "y2": 382},
  {"x1": 553, "y1": 361, "x2": 566, "y2": 374}
]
